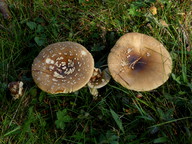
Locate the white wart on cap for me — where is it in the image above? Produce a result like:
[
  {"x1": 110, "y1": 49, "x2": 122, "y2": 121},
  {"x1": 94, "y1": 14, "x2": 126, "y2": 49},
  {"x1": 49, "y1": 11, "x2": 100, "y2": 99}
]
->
[
  {"x1": 108, "y1": 32, "x2": 172, "y2": 91},
  {"x1": 32, "y1": 41, "x2": 94, "y2": 94}
]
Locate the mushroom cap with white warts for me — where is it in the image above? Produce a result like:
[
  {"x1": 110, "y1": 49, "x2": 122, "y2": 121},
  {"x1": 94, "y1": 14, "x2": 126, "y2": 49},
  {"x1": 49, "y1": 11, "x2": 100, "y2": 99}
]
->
[{"x1": 32, "y1": 41, "x2": 94, "y2": 94}]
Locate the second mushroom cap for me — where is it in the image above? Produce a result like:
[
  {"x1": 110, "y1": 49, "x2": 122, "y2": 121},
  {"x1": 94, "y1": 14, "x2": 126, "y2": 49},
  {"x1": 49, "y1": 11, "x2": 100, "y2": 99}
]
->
[{"x1": 108, "y1": 32, "x2": 172, "y2": 91}]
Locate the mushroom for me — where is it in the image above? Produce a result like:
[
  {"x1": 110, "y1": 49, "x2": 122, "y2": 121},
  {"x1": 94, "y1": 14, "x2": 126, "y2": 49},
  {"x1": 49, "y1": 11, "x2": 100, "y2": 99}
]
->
[
  {"x1": 32, "y1": 41, "x2": 94, "y2": 94},
  {"x1": 108, "y1": 32, "x2": 172, "y2": 91},
  {"x1": 87, "y1": 68, "x2": 111, "y2": 98},
  {"x1": 88, "y1": 68, "x2": 111, "y2": 89},
  {"x1": 8, "y1": 81, "x2": 24, "y2": 100}
]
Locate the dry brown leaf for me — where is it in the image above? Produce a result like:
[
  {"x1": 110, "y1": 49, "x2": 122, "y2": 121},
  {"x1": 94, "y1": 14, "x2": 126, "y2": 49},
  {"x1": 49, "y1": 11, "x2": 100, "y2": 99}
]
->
[
  {"x1": 159, "y1": 19, "x2": 169, "y2": 27},
  {"x1": 150, "y1": 6, "x2": 157, "y2": 15}
]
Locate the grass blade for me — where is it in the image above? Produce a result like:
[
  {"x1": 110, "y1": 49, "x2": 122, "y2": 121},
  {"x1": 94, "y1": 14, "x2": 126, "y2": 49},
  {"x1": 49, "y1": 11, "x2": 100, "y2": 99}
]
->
[
  {"x1": 153, "y1": 137, "x2": 168, "y2": 143},
  {"x1": 3, "y1": 126, "x2": 21, "y2": 137},
  {"x1": 110, "y1": 109, "x2": 124, "y2": 133}
]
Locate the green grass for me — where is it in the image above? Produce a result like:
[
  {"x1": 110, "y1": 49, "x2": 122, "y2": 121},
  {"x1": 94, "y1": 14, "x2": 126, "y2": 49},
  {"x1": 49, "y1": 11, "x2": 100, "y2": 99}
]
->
[{"x1": 0, "y1": 0, "x2": 192, "y2": 143}]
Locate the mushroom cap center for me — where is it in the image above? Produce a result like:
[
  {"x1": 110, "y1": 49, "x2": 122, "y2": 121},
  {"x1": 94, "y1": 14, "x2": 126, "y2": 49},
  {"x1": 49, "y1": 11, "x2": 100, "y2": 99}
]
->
[{"x1": 127, "y1": 53, "x2": 147, "y2": 71}]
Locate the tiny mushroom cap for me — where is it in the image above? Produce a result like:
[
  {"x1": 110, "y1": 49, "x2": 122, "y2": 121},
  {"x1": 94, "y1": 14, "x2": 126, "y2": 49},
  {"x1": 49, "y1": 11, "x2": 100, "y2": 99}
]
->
[
  {"x1": 32, "y1": 41, "x2": 94, "y2": 94},
  {"x1": 108, "y1": 32, "x2": 172, "y2": 91},
  {"x1": 8, "y1": 81, "x2": 24, "y2": 100},
  {"x1": 88, "y1": 68, "x2": 111, "y2": 89},
  {"x1": 87, "y1": 68, "x2": 111, "y2": 98}
]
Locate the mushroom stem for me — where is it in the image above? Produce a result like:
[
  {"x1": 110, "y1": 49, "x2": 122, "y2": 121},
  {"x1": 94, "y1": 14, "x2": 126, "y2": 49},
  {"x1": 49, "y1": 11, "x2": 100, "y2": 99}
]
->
[{"x1": 88, "y1": 87, "x2": 99, "y2": 99}]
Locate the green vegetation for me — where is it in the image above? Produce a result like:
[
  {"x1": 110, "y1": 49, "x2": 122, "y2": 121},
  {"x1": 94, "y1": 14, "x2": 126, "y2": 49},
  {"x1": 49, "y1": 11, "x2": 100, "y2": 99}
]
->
[{"x1": 0, "y1": 0, "x2": 192, "y2": 143}]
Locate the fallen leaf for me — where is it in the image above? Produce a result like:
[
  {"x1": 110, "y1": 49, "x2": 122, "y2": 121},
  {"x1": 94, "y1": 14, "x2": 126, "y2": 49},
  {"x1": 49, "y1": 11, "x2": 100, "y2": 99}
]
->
[
  {"x1": 150, "y1": 6, "x2": 157, "y2": 15},
  {"x1": 159, "y1": 19, "x2": 169, "y2": 27},
  {"x1": 136, "y1": 93, "x2": 143, "y2": 98}
]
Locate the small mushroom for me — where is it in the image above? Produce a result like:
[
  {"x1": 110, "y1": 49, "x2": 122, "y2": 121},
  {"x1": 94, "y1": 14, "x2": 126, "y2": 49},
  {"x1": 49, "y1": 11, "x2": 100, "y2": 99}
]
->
[
  {"x1": 88, "y1": 68, "x2": 111, "y2": 89},
  {"x1": 108, "y1": 32, "x2": 172, "y2": 91},
  {"x1": 32, "y1": 41, "x2": 94, "y2": 94},
  {"x1": 87, "y1": 68, "x2": 111, "y2": 97},
  {"x1": 8, "y1": 81, "x2": 24, "y2": 100}
]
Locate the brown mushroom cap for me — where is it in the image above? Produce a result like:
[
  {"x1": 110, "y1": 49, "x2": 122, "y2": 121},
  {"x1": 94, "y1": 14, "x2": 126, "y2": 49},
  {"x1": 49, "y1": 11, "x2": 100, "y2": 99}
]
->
[
  {"x1": 108, "y1": 32, "x2": 172, "y2": 91},
  {"x1": 8, "y1": 81, "x2": 24, "y2": 100},
  {"x1": 87, "y1": 68, "x2": 111, "y2": 89},
  {"x1": 32, "y1": 41, "x2": 94, "y2": 94}
]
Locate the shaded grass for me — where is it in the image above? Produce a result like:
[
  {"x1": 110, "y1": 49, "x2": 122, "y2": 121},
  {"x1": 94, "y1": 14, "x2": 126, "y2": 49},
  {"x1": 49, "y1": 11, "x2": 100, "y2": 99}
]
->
[{"x1": 0, "y1": 0, "x2": 192, "y2": 143}]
